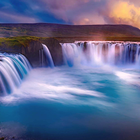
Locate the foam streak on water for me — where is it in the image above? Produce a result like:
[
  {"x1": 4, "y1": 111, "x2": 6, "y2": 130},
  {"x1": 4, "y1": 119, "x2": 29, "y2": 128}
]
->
[
  {"x1": 1, "y1": 65, "x2": 140, "y2": 106},
  {"x1": 0, "y1": 65, "x2": 140, "y2": 139}
]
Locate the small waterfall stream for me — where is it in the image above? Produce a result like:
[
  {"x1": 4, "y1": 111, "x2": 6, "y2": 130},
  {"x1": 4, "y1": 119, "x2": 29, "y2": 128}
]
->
[
  {"x1": 0, "y1": 53, "x2": 31, "y2": 95},
  {"x1": 61, "y1": 41, "x2": 140, "y2": 67},
  {"x1": 42, "y1": 44, "x2": 54, "y2": 68}
]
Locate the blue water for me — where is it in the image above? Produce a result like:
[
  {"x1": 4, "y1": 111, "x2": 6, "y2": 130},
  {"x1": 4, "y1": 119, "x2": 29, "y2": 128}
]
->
[{"x1": 0, "y1": 66, "x2": 140, "y2": 140}]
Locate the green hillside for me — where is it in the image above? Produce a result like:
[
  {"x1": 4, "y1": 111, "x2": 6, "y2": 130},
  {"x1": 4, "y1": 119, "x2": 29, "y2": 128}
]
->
[{"x1": 0, "y1": 23, "x2": 140, "y2": 42}]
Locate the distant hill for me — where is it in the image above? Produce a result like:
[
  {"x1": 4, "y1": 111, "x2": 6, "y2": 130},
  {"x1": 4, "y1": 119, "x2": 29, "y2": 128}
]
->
[
  {"x1": 0, "y1": 23, "x2": 140, "y2": 38},
  {"x1": 0, "y1": 23, "x2": 140, "y2": 67}
]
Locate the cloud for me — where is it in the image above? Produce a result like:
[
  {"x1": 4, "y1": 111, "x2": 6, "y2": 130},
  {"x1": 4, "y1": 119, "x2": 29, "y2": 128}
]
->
[
  {"x1": 41, "y1": 0, "x2": 140, "y2": 28},
  {"x1": 38, "y1": 0, "x2": 92, "y2": 21},
  {"x1": 42, "y1": 0, "x2": 90, "y2": 10},
  {"x1": 0, "y1": 11, "x2": 39, "y2": 23},
  {"x1": 107, "y1": 1, "x2": 140, "y2": 28},
  {"x1": 73, "y1": 13, "x2": 106, "y2": 25},
  {"x1": 40, "y1": 0, "x2": 107, "y2": 23},
  {"x1": 0, "y1": 0, "x2": 140, "y2": 29},
  {"x1": 0, "y1": 0, "x2": 39, "y2": 23}
]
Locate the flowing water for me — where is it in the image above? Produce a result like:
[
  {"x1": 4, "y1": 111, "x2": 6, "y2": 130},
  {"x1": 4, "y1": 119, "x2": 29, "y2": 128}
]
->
[
  {"x1": 0, "y1": 53, "x2": 31, "y2": 95},
  {"x1": 42, "y1": 44, "x2": 54, "y2": 68},
  {"x1": 61, "y1": 41, "x2": 140, "y2": 66},
  {"x1": 0, "y1": 42, "x2": 140, "y2": 140}
]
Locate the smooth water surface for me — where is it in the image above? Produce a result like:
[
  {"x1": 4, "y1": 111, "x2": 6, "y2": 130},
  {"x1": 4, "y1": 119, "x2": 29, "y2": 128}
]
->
[{"x1": 0, "y1": 65, "x2": 140, "y2": 140}]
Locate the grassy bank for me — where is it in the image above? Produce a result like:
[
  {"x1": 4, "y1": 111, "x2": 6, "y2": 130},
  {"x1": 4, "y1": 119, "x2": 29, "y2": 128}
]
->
[
  {"x1": 0, "y1": 36, "x2": 41, "y2": 47},
  {"x1": 0, "y1": 36, "x2": 140, "y2": 48}
]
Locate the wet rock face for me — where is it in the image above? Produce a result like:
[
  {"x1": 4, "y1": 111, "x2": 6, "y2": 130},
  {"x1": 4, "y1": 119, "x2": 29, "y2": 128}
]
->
[
  {"x1": 0, "y1": 40, "x2": 43, "y2": 67},
  {"x1": 83, "y1": 42, "x2": 87, "y2": 52},
  {"x1": 115, "y1": 44, "x2": 121, "y2": 64},
  {"x1": 0, "y1": 43, "x2": 22, "y2": 54},
  {"x1": 22, "y1": 41, "x2": 43, "y2": 67},
  {"x1": 102, "y1": 43, "x2": 108, "y2": 62}
]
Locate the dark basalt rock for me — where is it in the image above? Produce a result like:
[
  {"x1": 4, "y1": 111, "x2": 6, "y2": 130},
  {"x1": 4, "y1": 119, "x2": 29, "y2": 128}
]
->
[
  {"x1": 22, "y1": 40, "x2": 43, "y2": 67},
  {"x1": 0, "y1": 37, "x2": 64, "y2": 67},
  {"x1": 83, "y1": 42, "x2": 87, "y2": 51},
  {"x1": 0, "y1": 40, "x2": 42, "y2": 67}
]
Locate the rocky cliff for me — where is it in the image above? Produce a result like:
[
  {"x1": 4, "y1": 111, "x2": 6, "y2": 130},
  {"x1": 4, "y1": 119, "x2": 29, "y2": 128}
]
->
[{"x1": 0, "y1": 37, "x2": 64, "y2": 67}]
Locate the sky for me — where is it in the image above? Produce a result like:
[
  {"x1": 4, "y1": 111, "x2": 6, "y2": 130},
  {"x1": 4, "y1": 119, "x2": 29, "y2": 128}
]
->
[{"x1": 0, "y1": 0, "x2": 140, "y2": 28}]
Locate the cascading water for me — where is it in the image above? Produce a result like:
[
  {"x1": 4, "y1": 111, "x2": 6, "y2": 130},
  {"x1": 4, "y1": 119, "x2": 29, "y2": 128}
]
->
[
  {"x1": 0, "y1": 53, "x2": 31, "y2": 95},
  {"x1": 61, "y1": 41, "x2": 140, "y2": 67},
  {"x1": 42, "y1": 44, "x2": 54, "y2": 68},
  {"x1": 1, "y1": 42, "x2": 140, "y2": 140}
]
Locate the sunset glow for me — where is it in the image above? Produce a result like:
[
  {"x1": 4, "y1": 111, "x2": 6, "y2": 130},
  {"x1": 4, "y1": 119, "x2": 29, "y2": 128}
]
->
[
  {"x1": 109, "y1": 1, "x2": 140, "y2": 28},
  {"x1": 0, "y1": 0, "x2": 140, "y2": 28}
]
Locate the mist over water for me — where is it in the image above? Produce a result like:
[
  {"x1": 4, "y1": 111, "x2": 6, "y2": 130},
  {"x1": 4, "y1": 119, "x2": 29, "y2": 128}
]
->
[{"x1": 1, "y1": 41, "x2": 140, "y2": 140}]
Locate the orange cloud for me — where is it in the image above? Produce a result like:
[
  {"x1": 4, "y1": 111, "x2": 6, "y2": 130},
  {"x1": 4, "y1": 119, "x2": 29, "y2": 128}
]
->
[
  {"x1": 29, "y1": 0, "x2": 140, "y2": 28},
  {"x1": 109, "y1": 1, "x2": 140, "y2": 28}
]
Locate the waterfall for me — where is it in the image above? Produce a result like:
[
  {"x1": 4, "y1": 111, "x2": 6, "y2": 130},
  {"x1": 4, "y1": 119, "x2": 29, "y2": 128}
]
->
[
  {"x1": 0, "y1": 53, "x2": 31, "y2": 95},
  {"x1": 136, "y1": 47, "x2": 140, "y2": 65},
  {"x1": 42, "y1": 44, "x2": 54, "y2": 68},
  {"x1": 61, "y1": 42, "x2": 140, "y2": 67}
]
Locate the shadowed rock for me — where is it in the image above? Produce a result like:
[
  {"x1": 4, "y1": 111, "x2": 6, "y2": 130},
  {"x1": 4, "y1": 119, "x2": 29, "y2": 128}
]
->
[{"x1": 0, "y1": 37, "x2": 64, "y2": 67}]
